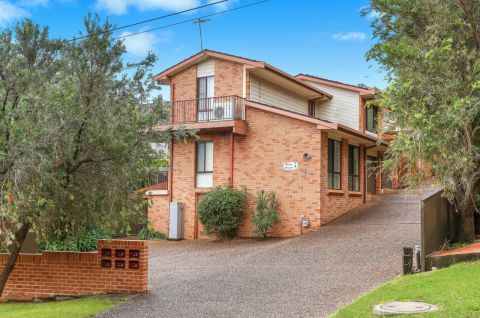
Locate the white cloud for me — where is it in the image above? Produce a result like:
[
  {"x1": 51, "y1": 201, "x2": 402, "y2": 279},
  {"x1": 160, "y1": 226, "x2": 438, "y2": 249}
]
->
[
  {"x1": 19, "y1": 0, "x2": 49, "y2": 6},
  {"x1": 0, "y1": 1, "x2": 29, "y2": 26},
  {"x1": 331, "y1": 32, "x2": 366, "y2": 41},
  {"x1": 120, "y1": 30, "x2": 171, "y2": 56},
  {"x1": 95, "y1": 0, "x2": 201, "y2": 15},
  {"x1": 207, "y1": 0, "x2": 237, "y2": 11}
]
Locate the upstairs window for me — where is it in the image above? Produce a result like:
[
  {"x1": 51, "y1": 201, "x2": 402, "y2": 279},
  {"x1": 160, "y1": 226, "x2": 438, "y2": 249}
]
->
[
  {"x1": 196, "y1": 141, "x2": 213, "y2": 188},
  {"x1": 366, "y1": 106, "x2": 378, "y2": 133},
  {"x1": 328, "y1": 139, "x2": 341, "y2": 189},
  {"x1": 348, "y1": 145, "x2": 360, "y2": 191},
  {"x1": 308, "y1": 100, "x2": 316, "y2": 117}
]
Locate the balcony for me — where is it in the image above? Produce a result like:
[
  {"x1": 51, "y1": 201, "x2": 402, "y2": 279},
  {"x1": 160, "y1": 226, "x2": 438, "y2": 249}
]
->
[
  {"x1": 160, "y1": 95, "x2": 248, "y2": 135},
  {"x1": 141, "y1": 170, "x2": 168, "y2": 196}
]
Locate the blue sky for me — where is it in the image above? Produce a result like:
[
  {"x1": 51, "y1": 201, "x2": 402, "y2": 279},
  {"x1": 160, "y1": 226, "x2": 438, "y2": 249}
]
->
[{"x1": 0, "y1": 0, "x2": 385, "y2": 100}]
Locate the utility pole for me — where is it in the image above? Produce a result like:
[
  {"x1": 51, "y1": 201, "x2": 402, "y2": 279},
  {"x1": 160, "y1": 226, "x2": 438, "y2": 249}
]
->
[{"x1": 193, "y1": 18, "x2": 209, "y2": 50}]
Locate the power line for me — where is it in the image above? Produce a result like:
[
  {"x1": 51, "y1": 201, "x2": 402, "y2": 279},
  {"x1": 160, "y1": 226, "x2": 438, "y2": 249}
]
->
[
  {"x1": 111, "y1": 0, "x2": 270, "y2": 42},
  {"x1": 66, "y1": 0, "x2": 228, "y2": 42}
]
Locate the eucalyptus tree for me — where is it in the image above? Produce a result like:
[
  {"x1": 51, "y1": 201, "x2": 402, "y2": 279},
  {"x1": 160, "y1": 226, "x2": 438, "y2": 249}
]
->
[
  {"x1": 0, "y1": 16, "x2": 193, "y2": 296},
  {"x1": 366, "y1": 0, "x2": 480, "y2": 242}
]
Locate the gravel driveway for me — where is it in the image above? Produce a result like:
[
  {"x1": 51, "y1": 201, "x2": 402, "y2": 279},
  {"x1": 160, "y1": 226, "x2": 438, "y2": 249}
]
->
[{"x1": 98, "y1": 189, "x2": 430, "y2": 318}]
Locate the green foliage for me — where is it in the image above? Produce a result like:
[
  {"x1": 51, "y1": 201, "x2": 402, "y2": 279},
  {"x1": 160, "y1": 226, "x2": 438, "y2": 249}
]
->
[
  {"x1": 332, "y1": 261, "x2": 480, "y2": 317},
  {"x1": 0, "y1": 14, "x2": 199, "y2": 296},
  {"x1": 0, "y1": 295, "x2": 130, "y2": 318},
  {"x1": 198, "y1": 186, "x2": 247, "y2": 239},
  {"x1": 39, "y1": 227, "x2": 112, "y2": 252},
  {"x1": 0, "y1": 16, "x2": 196, "y2": 249},
  {"x1": 253, "y1": 190, "x2": 280, "y2": 239},
  {"x1": 138, "y1": 227, "x2": 166, "y2": 240},
  {"x1": 365, "y1": 0, "x2": 480, "y2": 241}
]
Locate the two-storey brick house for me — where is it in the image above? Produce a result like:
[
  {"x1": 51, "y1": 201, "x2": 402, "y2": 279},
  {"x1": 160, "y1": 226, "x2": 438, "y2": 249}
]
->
[{"x1": 146, "y1": 50, "x2": 389, "y2": 240}]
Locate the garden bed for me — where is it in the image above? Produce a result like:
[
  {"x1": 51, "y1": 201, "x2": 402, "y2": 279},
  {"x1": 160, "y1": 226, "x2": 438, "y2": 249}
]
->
[{"x1": 428, "y1": 242, "x2": 480, "y2": 269}]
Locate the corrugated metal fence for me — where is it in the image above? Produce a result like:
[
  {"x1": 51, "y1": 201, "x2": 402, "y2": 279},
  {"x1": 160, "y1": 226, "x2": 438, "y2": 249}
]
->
[{"x1": 421, "y1": 190, "x2": 457, "y2": 270}]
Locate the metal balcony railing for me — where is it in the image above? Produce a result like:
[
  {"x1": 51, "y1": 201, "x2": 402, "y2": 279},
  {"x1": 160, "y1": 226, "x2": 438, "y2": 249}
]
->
[
  {"x1": 168, "y1": 95, "x2": 245, "y2": 124},
  {"x1": 145, "y1": 170, "x2": 168, "y2": 190}
]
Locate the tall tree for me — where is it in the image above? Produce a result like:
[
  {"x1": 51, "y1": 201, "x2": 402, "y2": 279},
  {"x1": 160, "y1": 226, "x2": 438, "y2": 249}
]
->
[
  {"x1": 366, "y1": 0, "x2": 480, "y2": 242},
  {"x1": 0, "y1": 16, "x2": 194, "y2": 296}
]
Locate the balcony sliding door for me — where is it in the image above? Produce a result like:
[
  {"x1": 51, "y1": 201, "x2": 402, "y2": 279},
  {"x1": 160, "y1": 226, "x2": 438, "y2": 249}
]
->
[{"x1": 198, "y1": 76, "x2": 214, "y2": 122}]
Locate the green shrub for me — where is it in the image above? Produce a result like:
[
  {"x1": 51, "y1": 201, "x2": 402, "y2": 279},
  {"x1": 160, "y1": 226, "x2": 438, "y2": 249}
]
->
[
  {"x1": 77, "y1": 227, "x2": 113, "y2": 251},
  {"x1": 198, "y1": 186, "x2": 247, "y2": 239},
  {"x1": 40, "y1": 227, "x2": 112, "y2": 252},
  {"x1": 138, "y1": 227, "x2": 166, "y2": 240},
  {"x1": 253, "y1": 190, "x2": 280, "y2": 239}
]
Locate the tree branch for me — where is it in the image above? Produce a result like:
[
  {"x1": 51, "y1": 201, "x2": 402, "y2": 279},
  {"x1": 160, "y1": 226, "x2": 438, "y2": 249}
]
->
[
  {"x1": 68, "y1": 156, "x2": 116, "y2": 174},
  {"x1": 458, "y1": 0, "x2": 480, "y2": 51}
]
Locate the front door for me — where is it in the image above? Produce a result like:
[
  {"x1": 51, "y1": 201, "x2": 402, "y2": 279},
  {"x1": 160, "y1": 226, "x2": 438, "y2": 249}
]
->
[{"x1": 195, "y1": 193, "x2": 211, "y2": 239}]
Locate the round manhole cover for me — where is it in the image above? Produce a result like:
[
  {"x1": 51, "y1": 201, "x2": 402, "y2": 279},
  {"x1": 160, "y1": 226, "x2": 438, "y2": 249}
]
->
[{"x1": 373, "y1": 302, "x2": 438, "y2": 315}]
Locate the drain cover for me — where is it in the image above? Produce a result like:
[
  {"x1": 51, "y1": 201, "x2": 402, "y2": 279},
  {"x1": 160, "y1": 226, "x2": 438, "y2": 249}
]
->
[{"x1": 373, "y1": 302, "x2": 438, "y2": 315}]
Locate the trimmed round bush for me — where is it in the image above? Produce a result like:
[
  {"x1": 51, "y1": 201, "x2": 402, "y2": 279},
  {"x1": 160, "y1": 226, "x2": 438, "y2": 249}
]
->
[{"x1": 198, "y1": 186, "x2": 247, "y2": 239}]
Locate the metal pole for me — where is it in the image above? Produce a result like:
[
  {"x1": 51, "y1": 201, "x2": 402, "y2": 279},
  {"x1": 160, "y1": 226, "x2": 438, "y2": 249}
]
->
[
  {"x1": 194, "y1": 18, "x2": 209, "y2": 50},
  {"x1": 403, "y1": 247, "x2": 413, "y2": 275},
  {"x1": 199, "y1": 21, "x2": 204, "y2": 50},
  {"x1": 415, "y1": 245, "x2": 421, "y2": 272}
]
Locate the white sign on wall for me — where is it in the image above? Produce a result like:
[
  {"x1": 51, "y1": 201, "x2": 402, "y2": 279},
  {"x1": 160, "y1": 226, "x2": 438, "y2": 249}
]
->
[{"x1": 283, "y1": 162, "x2": 298, "y2": 170}]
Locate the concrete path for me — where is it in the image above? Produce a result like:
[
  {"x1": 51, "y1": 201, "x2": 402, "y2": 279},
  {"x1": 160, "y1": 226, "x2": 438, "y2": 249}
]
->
[{"x1": 98, "y1": 189, "x2": 430, "y2": 318}]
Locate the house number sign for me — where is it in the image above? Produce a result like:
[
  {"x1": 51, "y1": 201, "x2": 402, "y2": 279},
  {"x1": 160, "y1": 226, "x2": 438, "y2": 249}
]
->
[{"x1": 283, "y1": 162, "x2": 298, "y2": 170}]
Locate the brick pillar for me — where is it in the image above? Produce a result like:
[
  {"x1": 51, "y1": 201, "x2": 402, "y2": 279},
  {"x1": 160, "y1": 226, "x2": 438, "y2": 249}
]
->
[
  {"x1": 376, "y1": 151, "x2": 383, "y2": 193},
  {"x1": 320, "y1": 131, "x2": 329, "y2": 190},
  {"x1": 359, "y1": 96, "x2": 365, "y2": 133},
  {"x1": 341, "y1": 138, "x2": 349, "y2": 191},
  {"x1": 359, "y1": 144, "x2": 365, "y2": 195}
]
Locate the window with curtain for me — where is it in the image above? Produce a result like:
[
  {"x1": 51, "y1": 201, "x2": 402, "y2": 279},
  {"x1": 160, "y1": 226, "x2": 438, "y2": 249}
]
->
[
  {"x1": 196, "y1": 141, "x2": 213, "y2": 188},
  {"x1": 328, "y1": 139, "x2": 341, "y2": 189},
  {"x1": 366, "y1": 106, "x2": 378, "y2": 133},
  {"x1": 348, "y1": 145, "x2": 360, "y2": 191}
]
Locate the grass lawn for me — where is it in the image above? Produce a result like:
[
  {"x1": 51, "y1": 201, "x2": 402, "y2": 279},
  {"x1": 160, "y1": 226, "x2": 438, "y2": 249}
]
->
[
  {"x1": 0, "y1": 294, "x2": 129, "y2": 318},
  {"x1": 331, "y1": 261, "x2": 480, "y2": 318}
]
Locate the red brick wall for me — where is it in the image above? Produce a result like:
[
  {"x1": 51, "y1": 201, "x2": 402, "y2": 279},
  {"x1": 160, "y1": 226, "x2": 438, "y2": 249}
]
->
[
  {"x1": 215, "y1": 60, "x2": 243, "y2": 97},
  {"x1": 377, "y1": 151, "x2": 384, "y2": 192},
  {"x1": 0, "y1": 240, "x2": 148, "y2": 301},
  {"x1": 149, "y1": 57, "x2": 371, "y2": 239},
  {"x1": 148, "y1": 195, "x2": 170, "y2": 235},
  {"x1": 171, "y1": 64, "x2": 197, "y2": 123},
  {"x1": 154, "y1": 107, "x2": 324, "y2": 239},
  {"x1": 319, "y1": 132, "x2": 365, "y2": 225},
  {"x1": 234, "y1": 107, "x2": 322, "y2": 237},
  {"x1": 149, "y1": 107, "x2": 371, "y2": 239},
  {"x1": 170, "y1": 58, "x2": 244, "y2": 101},
  {"x1": 171, "y1": 64, "x2": 197, "y2": 101},
  {"x1": 167, "y1": 133, "x2": 231, "y2": 239},
  {"x1": 359, "y1": 96, "x2": 365, "y2": 133}
]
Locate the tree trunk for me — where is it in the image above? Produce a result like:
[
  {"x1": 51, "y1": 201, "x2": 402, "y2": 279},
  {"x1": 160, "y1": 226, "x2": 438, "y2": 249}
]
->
[
  {"x1": 457, "y1": 200, "x2": 476, "y2": 243},
  {"x1": 0, "y1": 221, "x2": 31, "y2": 297}
]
